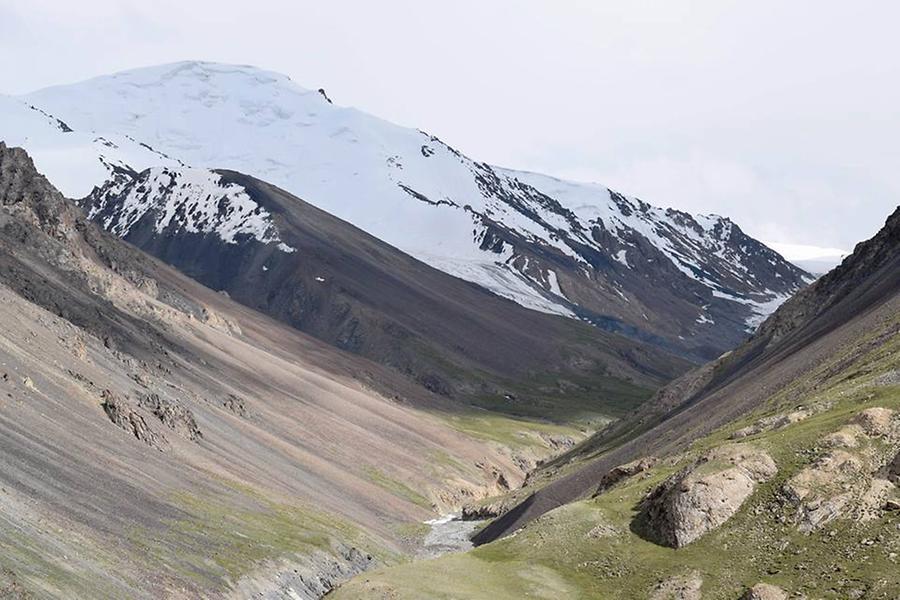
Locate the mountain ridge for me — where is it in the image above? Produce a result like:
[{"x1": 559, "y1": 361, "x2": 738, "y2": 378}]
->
[{"x1": 8, "y1": 60, "x2": 811, "y2": 360}]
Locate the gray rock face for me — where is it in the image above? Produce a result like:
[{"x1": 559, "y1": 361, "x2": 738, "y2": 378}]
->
[
  {"x1": 755, "y1": 206, "x2": 900, "y2": 345},
  {"x1": 638, "y1": 444, "x2": 777, "y2": 548},
  {"x1": 0, "y1": 142, "x2": 76, "y2": 242},
  {"x1": 227, "y1": 545, "x2": 374, "y2": 600}
]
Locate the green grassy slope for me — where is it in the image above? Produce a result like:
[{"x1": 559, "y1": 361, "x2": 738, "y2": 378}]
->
[{"x1": 333, "y1": 301, "x2": 900, "y2": 599}]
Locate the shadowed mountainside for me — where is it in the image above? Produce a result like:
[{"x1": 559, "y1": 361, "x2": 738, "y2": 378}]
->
[{"x1": 78, "y1": 165, "x2": 692, "y2": 425}]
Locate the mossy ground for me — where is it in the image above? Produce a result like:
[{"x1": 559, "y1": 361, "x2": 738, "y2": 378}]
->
[
  {"x1": 467, "y1": 372, "x2": 654, "y2": 426},
  {"x1": 126, "y1": 480, "x2": 393, "y2": 593}
]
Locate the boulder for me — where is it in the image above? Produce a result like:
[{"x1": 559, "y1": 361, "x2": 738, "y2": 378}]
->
[{"x1": 638, "y1": 444, "x2": 777, "y2": 548}]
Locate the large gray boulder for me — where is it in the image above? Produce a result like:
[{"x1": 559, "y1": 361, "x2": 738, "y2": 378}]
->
[{"x1": 638, "y1": 444, "x2": 777, "y2": 548}]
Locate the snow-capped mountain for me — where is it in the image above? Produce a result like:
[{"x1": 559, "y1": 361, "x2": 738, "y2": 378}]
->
[
  {"x1": 0, "y1": 94, "x2": 179, "y2": 197},
  {"x1": 4, "y1": 61, "x2": 811, "y2": 359}
]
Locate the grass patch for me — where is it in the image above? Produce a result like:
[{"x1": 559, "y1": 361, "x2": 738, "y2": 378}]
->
[
  {"x1": 362, "y1": 467, "x2": 432, "y2": 510},
  {"x1": 127, "y1": 481, "x2": 390, "y2": 591},
  {"x1": 466, "y1": 372, "x2": 654, "y2": 426},
  {"x1": 437, "y1": 408, "x2": 592, "y2": 451}
]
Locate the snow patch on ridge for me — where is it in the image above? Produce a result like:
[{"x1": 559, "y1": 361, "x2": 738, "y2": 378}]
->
[
  {"x1": 0, "y1": 95, "x2": 180, "y2": 198},
  {"x1": 711, "y1": 288, "x2": 791, "y2": 330},
  {"x1": 90, "y1": 166, "x2": 293, "y2": 250},
  {"x1": 421, "y1": 253, "x2": 574, "y2": 317}
]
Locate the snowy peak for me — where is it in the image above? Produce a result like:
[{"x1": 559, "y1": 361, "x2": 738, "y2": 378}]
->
[
  {"x1": 5, "y1": 62, "x2": 812, "y2": 359},
  {"x1": 26, "y1": 61, "x2": 343, "y2": 176},
  {"x1": 0, "y1": 95, "x2": 182, "y2": 198}
]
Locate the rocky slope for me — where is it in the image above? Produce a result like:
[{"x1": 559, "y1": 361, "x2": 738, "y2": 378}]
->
[
  {"x1": 7, "y1": 61, "x2": 810, "y2": 360},
  {"x1": 0, "y1": 142, "x2": 606, "y2": 598},
  {"x1": 73, "y1": 164, "x2": 691, "y2": 421},
  {"x1": 332, "y1": 205, "x2": 900, "y2": 599}
]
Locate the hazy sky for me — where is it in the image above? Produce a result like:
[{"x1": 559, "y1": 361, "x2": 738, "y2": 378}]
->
[{"x1": 2, "y1": 0, "x2": 898, "y2": 251}]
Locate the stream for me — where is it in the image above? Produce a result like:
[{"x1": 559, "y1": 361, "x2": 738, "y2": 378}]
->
[{"x1": 419, "y1": 513, "x2": 486, "y2": 559}]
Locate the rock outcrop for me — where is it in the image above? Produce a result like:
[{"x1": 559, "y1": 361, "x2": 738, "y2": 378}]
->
[
  {"x1": 593, "y1": 456, "x2": 657, "y2": 497},
  {"x1": 783, "y1": 407, "x2": 898, "y2": 532},
  {"x1": 461, "y1": 496, "x2": 518, "y2": 521},
  {"x1": 227, "y1": 544, "x2": 374, "y2": 600},
  {"x1": 0, "y1": 568, "x2": 31, "y2": 600},
  {"x1": 731, "y1": 407, "x2": 819, "y2": 440},
  {"x1": 101, "y1": 390, "x2": 167, "y2": 450},
  {"x1": 854, "y1": 406, "x2": 895, "y2": 437},
  {"x1": 638, "y1": 444, "x2": 777, "y2": 548},
  {"x1": 138, "y1": 393, "x2": 202, "y2": 441}
]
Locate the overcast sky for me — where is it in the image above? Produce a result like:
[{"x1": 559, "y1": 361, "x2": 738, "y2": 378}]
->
[{"x1": 2, "y1": 0, "x2": 898, "y2": 252}]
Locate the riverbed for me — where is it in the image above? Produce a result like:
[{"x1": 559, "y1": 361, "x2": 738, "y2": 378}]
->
[{"x1": 419, "y1": 514, "x2": 486, "y2": 559}]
